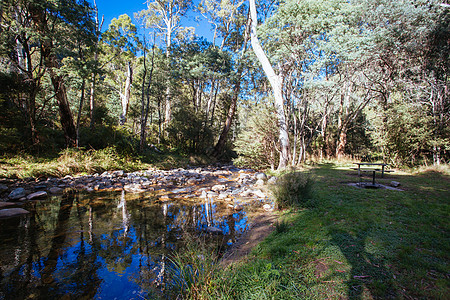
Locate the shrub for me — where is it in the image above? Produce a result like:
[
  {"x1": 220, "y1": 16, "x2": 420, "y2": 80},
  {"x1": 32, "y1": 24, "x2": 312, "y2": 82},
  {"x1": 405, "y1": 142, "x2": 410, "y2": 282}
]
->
[
  {"x1": 233, "y1": 104, "x2": 279, "y2": 170},
  {"x1": 270, "y1": 171, "x2": 315, "y2": 209}
]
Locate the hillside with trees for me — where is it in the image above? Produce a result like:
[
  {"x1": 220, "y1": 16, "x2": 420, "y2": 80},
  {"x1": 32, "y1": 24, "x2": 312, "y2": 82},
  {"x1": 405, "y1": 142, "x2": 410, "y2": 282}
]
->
[{"x1": 1, "y1": 0, "x2": 448, "y2": 169}]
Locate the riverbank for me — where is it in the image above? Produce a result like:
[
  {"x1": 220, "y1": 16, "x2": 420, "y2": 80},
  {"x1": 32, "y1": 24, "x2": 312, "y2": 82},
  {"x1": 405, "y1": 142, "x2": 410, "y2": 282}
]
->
[{"x1": 170, "y1": 163, "x2": 449, "y2": 299}]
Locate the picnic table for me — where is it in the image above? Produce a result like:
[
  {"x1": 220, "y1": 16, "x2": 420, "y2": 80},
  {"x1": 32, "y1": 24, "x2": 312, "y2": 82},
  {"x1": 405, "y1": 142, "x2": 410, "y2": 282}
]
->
[
  {"x1": 353, "y1": 162, "x2": 390, "y2": 178},
  {"x1": 352, "y1": 162, "x2": 393, "y2": 187}
]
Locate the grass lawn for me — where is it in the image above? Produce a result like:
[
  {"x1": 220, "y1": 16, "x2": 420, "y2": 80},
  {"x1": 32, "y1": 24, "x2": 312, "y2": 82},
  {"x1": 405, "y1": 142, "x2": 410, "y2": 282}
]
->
[{"x1": 204, "y1": 163, "x2": 449, "y2": 299}]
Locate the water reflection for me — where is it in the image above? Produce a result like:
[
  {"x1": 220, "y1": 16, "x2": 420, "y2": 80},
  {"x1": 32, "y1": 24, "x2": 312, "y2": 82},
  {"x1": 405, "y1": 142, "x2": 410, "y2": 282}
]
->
[{"x1": 0, "y1": 191, "x2": 248, "y2": 299}]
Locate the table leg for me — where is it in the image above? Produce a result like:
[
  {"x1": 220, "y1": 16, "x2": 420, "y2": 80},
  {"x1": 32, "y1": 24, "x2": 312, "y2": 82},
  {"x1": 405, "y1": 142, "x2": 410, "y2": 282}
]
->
[
  {"x1": 372, "y1": 171, "x2": 376, "y2": 185},
  {"x1": 381, "y1": 165, "x2": 385, "y2": 178}
]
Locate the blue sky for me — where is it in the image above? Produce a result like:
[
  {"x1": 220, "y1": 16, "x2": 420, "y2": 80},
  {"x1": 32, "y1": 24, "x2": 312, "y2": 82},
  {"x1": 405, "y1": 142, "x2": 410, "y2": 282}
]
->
[{"x1": 91, "y1": 0, "x2": 215, "y2": 42}]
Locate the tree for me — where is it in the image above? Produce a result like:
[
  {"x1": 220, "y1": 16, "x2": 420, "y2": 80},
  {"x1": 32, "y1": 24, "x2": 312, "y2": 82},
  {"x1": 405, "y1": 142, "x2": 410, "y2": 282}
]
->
[
  {"x1": 27, "y1": 0, "x2": 95, "y2": 147},
  {"x1": 137, "y1": 0, "x2": 193, "y2": 131},
  {"x1": 102, "y1": 14, "x2": 140, "y2": 125},
  {"x1": 249, "y1": 0, "x2": 290, "y2": 169}
]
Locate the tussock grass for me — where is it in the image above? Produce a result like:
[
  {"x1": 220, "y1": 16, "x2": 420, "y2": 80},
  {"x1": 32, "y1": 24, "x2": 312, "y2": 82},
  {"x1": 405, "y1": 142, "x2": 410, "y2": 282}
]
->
[{"x1": 270, "y1": 171, "x2": 315, "y2": 209}]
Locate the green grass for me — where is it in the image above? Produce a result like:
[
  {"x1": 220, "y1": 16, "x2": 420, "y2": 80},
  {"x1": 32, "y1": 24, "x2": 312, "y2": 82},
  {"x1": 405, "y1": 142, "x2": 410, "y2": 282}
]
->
[
  {"x1": 0, "y1": 147, "x2": 215, "y2": 179},
  {"x1": 188, "y1": 163, "x2": 449, "y2": 299}
]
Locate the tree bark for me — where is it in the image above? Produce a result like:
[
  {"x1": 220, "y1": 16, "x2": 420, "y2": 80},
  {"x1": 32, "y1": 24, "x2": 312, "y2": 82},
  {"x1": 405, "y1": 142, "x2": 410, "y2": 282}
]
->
[
  {"x1": 120, "y1": 62, "x2": 133, "y2": 125},
  {"x1": 249, "y1": 0, "x2": 289, "y2": 169},
  {"x1": 76, "y1": 78, "x2": 86, "y2": 147},
  {"x1": 140, "y1": 40, "x2": 155, "y2": 152}
]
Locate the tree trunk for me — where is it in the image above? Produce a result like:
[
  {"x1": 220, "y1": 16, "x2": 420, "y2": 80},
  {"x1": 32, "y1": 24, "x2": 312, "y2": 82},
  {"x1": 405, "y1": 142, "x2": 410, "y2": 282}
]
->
[
  {"x1": 212, "y1": 81, "x2": 240, "y2": 157},
  {"x1": 120, "y1": 62, "x2": 133, "y2": 125},
  {"x1": 89, "y1": 73, "x2": 96, "y2": 128},
  {"x1": 76, "y1": 78, "x2": 86, "y2": 147},
  {"x1": 164, "y1": 29, "x2": 172, "y2": 130},
  {"x1": 140, "y1": 41, "x2": 155, "y2": 152},
  {"x1": 89, "y1": 1, "x2": 103, "y2": 128},
  {"x1": 49, "y1": 70, "x2": 77, "y2": 147},
  {"x1": 249, "y1": 0, "x2": 289, "y2": 169},
  {"x1": 212, "y1": 12, "x2": 251, "y2": 158}
]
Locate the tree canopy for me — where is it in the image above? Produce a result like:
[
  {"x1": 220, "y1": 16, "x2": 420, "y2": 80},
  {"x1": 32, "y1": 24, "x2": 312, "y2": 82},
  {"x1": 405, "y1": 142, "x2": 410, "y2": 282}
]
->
[{"x1": 0, "y1": 0, "x2": 448, "y2": 167}]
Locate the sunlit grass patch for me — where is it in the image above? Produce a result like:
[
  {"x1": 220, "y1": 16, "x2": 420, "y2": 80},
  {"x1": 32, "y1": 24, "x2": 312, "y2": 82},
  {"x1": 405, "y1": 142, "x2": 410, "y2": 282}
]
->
[{"x1": 205, "y1": 163, "x2": 450, "y2": 299}]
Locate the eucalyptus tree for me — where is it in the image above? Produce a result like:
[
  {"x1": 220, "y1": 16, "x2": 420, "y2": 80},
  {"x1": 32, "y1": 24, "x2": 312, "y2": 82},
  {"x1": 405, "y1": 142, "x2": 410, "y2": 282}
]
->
[
  {"x1": 137, "y1": 0, "x2": 193, "y2": 130},
  {"x1": 0, "y1": 0, "x2": 96, "y2": 147},
  {"x1": 249, "y1": 0, "x2": 290, "y2": 169},
  {"x1": 0, "y1": 0, "x2": 47, "y2": 145},
  {"x1": 199, "y1": 0, "x2": 252, "y2": 158},
  {"x1": 102, "y1": 14, "x2": 140, "y2": 125},
  {"x1": 353, "y1": 0, "x2": 449, "y2": 164},
  {"x1": 88, "y1": 0, "x2": 104, "y2": 128}
]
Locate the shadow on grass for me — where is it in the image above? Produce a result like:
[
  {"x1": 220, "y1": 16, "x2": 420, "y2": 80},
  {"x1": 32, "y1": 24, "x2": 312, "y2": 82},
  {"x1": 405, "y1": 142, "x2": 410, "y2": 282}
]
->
[{"x1": 331, "y1": 229, "x2": 398, "y2": 299}]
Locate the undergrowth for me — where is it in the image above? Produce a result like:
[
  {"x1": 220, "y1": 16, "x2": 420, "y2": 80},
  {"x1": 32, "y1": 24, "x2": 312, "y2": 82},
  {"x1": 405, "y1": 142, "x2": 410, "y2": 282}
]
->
[{"x1": 0, "y1": 147, "x2": 145, "y2": 178}]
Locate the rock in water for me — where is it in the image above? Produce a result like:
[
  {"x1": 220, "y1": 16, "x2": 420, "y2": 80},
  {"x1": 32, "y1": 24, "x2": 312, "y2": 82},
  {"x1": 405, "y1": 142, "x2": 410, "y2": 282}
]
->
[
  {"x1": 0, "y1": 208, "x2": 30, "y2": 218},
  {"x1": 27, "y1": 191, "x2": 48, "y2": 200},
  {"x1": 8, "y1": 188, "x2": 26, "y2": 200}
]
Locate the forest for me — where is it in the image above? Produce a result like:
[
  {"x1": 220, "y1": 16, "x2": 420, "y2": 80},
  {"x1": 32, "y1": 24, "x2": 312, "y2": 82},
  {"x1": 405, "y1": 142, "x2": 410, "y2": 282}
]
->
[{"x1": 0, "y1": 0, "x2": 449, "y2": 169}]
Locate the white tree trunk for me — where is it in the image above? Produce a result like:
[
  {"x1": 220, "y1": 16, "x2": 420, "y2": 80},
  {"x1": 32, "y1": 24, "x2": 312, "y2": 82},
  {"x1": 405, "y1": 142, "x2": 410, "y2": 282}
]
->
[
  {"x1": 120, "y1": 62, "x2": 133, "y2": 124},
  {"x1": 249, "y1": 0, "x2": 289, "y2": 169}
]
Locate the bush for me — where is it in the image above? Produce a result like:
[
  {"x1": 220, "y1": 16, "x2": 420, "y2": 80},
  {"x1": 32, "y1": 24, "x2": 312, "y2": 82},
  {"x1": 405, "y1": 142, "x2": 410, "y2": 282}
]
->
[
  {"x1": 233, "y1": 104, "x2": 279, "y2": 170},
  {"x1": 270, "y1": 171, "x2": 315, "y2": 209}
]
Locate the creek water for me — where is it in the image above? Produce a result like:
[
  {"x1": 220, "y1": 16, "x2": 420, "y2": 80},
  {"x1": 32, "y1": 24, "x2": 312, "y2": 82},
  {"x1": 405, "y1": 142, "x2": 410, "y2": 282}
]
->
[{"x1": 0, "y1": 190, "x2": 250, "y2": 299}]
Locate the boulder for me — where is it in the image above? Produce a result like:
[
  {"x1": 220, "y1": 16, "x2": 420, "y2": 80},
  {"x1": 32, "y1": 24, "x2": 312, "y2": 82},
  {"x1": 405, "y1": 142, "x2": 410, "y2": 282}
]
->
[
  {"x1": 8, "y1": 188, "x2": 26, "y2": 200},
  {"x1": 0, "y1": 208, "x2": 30, "y2": 218},
  {"x1": 27, "y1": 191, "x2": 48, "y2": 200}
]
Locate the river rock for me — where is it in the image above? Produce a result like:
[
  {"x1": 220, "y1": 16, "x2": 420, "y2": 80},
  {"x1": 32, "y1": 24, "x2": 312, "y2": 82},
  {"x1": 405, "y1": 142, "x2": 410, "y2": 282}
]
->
[
  {"x1": 0, "y1": 208, "x2": 30, "y2": 218},
  {"x1": 253, "y1": 189, "x2": 266, "y2": 198},
  {"x1": 8, "y1": 188, "x2": 26, "y2": 200},
  {"x1": 255, "y1": 179, "x2": 265, "y2": 186},
  {"x1": 27, "y1": 191, "x2": 47, "y2": 200},
  {"x1": 267, "y1": 176, "x2": 277, "y2": 184},
  {"x1": 123, "y1": 184, "x2": 146, "y2": 193},
  {"x1": 255, "y1": 172, "x2": 267, "y2": 181},
  {"x1": 234, "y1": 204, "x2": 244, "y2": 211},
  {"x1": 218, "y1": 193, "x2": 229, "y2": 199},
  {"x1": 0, "y1": 184, "x2": 8, "y2": 192},
  {"x1": 263, "y1": 204, "x2": 273, "y2": 211},
  {"x1": 49, "y1": 187, "x2": 64, "y2": 194},
  {"x1": 0, "y1": 202, "x2": 16, "y2": 208}
]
